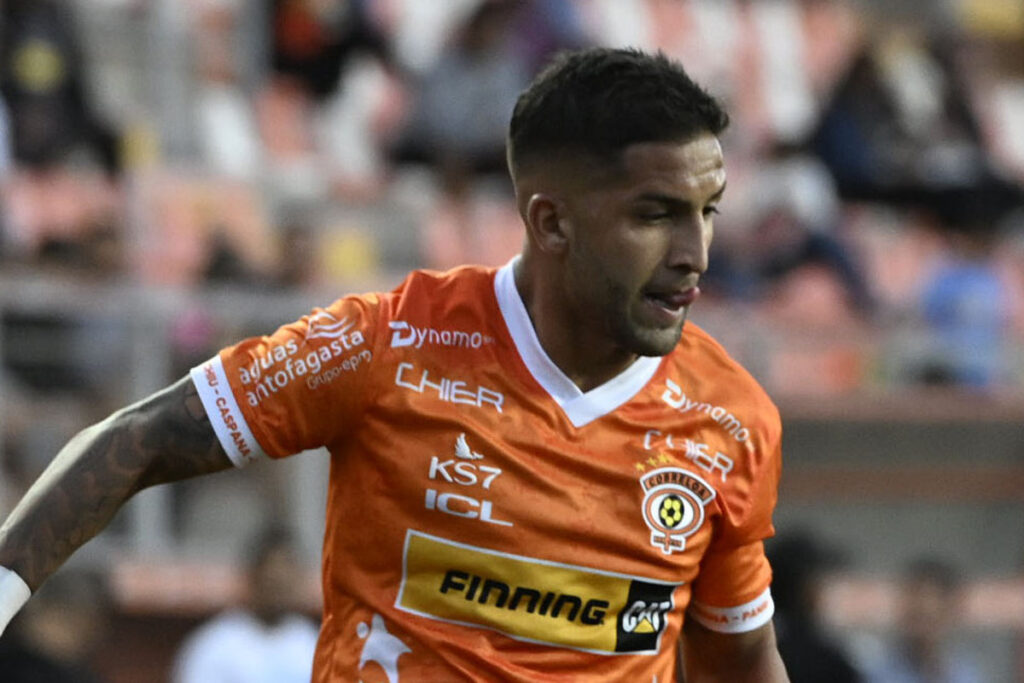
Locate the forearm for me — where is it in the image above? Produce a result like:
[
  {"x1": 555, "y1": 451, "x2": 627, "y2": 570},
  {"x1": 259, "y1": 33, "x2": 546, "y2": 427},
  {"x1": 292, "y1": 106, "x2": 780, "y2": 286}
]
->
[
  {"x1": 0, "y1": 377, "x2": 230, "y2": 590},
  {"x1": 681, "y1": 620, "x2": 790, "y2": 683},
  {"x1": 0, "y1": 416, "x2": 144, "y2": 589},
  {"x1": 683, "y1": 644, "x2": 789, "y2": 682}
]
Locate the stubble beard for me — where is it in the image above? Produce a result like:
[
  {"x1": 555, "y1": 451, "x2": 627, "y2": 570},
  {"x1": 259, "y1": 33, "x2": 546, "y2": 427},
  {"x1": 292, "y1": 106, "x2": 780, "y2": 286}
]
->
[
  {"x1": 567, "y1": 246, "x2": 687, "y2": 361},
  {"x1": 600, "y1": 277, "x2": 688, "y2": 358},
  {"x1": 616, "y1": 300, "x2": 688, "y2": 357}
]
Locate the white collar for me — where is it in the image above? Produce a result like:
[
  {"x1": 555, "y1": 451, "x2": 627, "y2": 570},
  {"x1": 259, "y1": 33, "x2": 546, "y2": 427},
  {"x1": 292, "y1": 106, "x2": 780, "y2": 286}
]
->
[{"x1": 493, "y1": 258, "x2": 663, "y2": 428}]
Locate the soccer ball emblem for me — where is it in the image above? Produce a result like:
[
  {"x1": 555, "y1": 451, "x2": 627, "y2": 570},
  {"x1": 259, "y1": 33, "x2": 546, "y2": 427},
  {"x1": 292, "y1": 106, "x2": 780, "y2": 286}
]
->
[{"x1": 658, "y1": 495, "x2": 685, "y2": 528}]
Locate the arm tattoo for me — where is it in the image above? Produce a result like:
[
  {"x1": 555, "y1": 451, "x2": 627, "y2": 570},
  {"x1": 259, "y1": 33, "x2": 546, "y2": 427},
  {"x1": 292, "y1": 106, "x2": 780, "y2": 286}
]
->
[{"x1": 0, "y1": 377, "x2": 232, "y2": 589}]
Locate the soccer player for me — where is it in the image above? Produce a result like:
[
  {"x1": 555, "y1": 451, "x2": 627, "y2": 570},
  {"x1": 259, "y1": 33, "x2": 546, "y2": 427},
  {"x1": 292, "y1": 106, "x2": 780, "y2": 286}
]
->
[{"x1": 0, "y1": 48, "x2": 789, "y2": 681}]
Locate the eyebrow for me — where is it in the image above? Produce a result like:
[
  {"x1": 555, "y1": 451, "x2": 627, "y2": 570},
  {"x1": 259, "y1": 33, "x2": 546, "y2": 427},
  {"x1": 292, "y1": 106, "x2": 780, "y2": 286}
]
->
[{"x1": 635, "y1": 182, "x2": 727, "y2": 207}]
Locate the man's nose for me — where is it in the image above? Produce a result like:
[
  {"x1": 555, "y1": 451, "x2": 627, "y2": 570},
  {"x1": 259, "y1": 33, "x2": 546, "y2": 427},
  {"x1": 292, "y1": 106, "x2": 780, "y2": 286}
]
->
[{"x1": 667, "y1": 214, "x2": 710, "y2": 274}]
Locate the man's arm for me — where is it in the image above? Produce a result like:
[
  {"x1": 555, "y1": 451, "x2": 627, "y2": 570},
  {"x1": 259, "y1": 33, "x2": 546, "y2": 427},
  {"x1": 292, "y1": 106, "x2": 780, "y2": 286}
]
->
[
  {"x1": 679, "y1": 619, "x2": 789, "y2": 682},
  {"x1": 0, "y1": 376, "x2": 232, "y2": 592}
]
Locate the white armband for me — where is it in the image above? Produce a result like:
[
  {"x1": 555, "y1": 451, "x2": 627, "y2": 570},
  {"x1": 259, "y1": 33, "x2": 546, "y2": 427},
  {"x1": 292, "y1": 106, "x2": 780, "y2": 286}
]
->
[
  {"x1": 0, "y1": 565, "x2": 31, "y2": 636},
  {"x1": 189, "y1": 358, "x2": 267, "y2": 467},
  {"x1": 688, "y1": 587, "x2": 775, "y2": 634}
]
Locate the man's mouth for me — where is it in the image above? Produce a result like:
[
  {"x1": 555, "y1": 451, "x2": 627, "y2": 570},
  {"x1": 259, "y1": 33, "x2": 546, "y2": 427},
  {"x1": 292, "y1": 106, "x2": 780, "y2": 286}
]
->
[{"x1": 644, "y1": 287, "x2": 700, "y2": 312}]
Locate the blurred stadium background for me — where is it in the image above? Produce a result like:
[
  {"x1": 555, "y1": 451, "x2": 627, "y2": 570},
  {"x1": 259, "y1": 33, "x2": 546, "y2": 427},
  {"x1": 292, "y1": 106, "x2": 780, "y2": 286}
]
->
[{"x1": 1, "y1": 0, "x2": 1023, "y2": 680}]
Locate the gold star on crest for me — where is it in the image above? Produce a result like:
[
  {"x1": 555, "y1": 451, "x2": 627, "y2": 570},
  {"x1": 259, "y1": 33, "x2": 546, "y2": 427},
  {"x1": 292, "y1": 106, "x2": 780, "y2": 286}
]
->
[{"x1": 634, "y1": 452, "x2": 675, "y2": 473}]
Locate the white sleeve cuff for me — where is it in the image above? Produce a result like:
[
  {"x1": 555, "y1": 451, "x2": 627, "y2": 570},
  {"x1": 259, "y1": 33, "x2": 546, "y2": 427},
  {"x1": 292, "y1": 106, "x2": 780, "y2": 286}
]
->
[
  {"x1": 688, "y1": 587, "x2": 774, "y2": 634},
  {"x1": 0, "y1": 565, "x2": 31, "y2": 636},
  {"x1": 190, "y1": 356, "x2": 267, "y2": 467}
]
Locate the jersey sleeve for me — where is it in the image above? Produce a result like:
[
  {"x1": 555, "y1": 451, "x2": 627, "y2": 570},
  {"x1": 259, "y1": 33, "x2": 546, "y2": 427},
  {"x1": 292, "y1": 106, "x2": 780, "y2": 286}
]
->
[
  {"x1": 189, "y1": 293, "x2": 382, "y2": 466},
  {"x1": 688, "y1": 408, "x2": 782, "y2": 634}
]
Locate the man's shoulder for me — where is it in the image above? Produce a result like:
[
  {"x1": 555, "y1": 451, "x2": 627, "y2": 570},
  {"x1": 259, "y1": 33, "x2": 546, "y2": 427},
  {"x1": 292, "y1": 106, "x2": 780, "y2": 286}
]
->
[
  {"x1": 317, "y1": 264, "x2": 499, "y2": 338},
  {"x1": 386, "y1": 264, "x2": 501, "y2": 323},
  {"x1": 659, "y1": 322, "x2": 781, "y2": 442},
  {"x1": 392, "y1": 264, "x2": 498, "y2": 299},
  {"x1": 675, "y1": 323, "x2": 773, "y2": 404}
]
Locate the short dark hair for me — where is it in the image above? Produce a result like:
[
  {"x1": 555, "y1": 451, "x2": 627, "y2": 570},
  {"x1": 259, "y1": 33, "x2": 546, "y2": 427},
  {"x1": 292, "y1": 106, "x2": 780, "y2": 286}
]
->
[{"x1": 508, "y1": 47, "x2": 730, "y2": 175}]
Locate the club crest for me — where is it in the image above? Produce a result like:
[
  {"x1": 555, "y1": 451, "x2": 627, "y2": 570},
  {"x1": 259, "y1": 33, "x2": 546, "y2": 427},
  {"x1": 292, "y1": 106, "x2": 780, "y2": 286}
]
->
[{"x1": 639, "y1": 467, "x2": 716, "y2": 554}]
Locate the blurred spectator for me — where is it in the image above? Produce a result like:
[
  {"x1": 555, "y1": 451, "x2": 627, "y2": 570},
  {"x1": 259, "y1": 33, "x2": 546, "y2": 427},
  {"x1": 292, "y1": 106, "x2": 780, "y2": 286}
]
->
[
  {"x1": 913, "y1": 188, "x2": 1014, "y2": 389},
  {"x1": 390, "y1": 0, "x2": 530, "y2": 182},
  {"x1": 389, "y1": 0, "x2": 534, "y2": 269},
  {"x1": 258, "y1": 0, "x2": 397, "y2": 195},
  {"x1": 202, "y1": 225, "x2": 264, "y2": 284},
  {"x1": 707, "y1": 142, "x2": 875, "y2": 317},
  {"x1": 274, "y1": 212, "x2": 321, "y2": 289},
  {"x1": 767, "y1": 531, "x2": 863, "y2": 683},
  {"x1": 865, "y1": 558, "x2": 982, "y2": 683},
  {"x1": 134, "y1": 170, "x2": 278, "y2": 286},
  {"x1": 576, "y1": 0, "x2": 863, "y2": 153},
  {"x1": 389, "y1": 0, "x2": 588, "y2": 182},
  {"x1": 388, "y1": 0, "x2": 586, "y2": 179},
  {"x1": 811, "y1": 23, "x2": 991, "y2": 206},
  {"x1": 0, "y1": 0, "x2": 119, "y2": 176},
  {"x1": 0, "y1": 569, "x2": 111, "y2": 683},
  {"x1": 193, "y1": 3, "x2": 264, "y2": 181},
  {"x1": 268, "y1": 0, "x2": 392, "y2": 102},
  {"x1": 172, "y1": 525, "x2": 319, "y2": 683},
  {"x1": 511, "y1": 0, "x2": 589, "y2": 75},
  {"x1": 0, "y1": 0, "x2": 123, "y2": 269}
]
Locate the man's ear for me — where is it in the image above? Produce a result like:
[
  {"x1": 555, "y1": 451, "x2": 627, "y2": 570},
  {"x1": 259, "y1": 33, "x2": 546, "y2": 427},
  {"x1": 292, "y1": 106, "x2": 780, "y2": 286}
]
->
[{"x1": 524, "y1": 193, "x2": 570, "y2": 255}]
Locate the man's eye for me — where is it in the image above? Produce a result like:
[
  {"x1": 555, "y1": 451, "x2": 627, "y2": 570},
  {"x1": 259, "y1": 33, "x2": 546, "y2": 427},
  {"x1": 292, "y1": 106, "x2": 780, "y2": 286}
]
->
[
  {"x1": 638, "y1": 212, "x2": 671, "y2": 222},
  {"x1": 703, "y1": 206, "x2": 721, "y2": 217}
]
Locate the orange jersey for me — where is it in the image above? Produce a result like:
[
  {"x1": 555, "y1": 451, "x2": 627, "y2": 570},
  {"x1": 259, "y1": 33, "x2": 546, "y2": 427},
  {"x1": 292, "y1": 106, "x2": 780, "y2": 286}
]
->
[{"x1": 190, "y1": 260, "x2": 782, "y2": 682}]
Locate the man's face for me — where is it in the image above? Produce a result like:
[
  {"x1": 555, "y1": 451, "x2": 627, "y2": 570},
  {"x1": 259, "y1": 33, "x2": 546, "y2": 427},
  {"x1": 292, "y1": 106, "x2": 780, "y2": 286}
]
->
[{"x1": 559, "y1": 134, "x2": 726, "y2": 358}]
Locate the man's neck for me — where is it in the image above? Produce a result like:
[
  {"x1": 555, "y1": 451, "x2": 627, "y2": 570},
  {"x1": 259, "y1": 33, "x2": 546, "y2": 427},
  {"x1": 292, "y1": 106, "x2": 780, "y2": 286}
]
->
[{"x1": 512, "y1": 258, "x2": 637, "y2": 392}]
